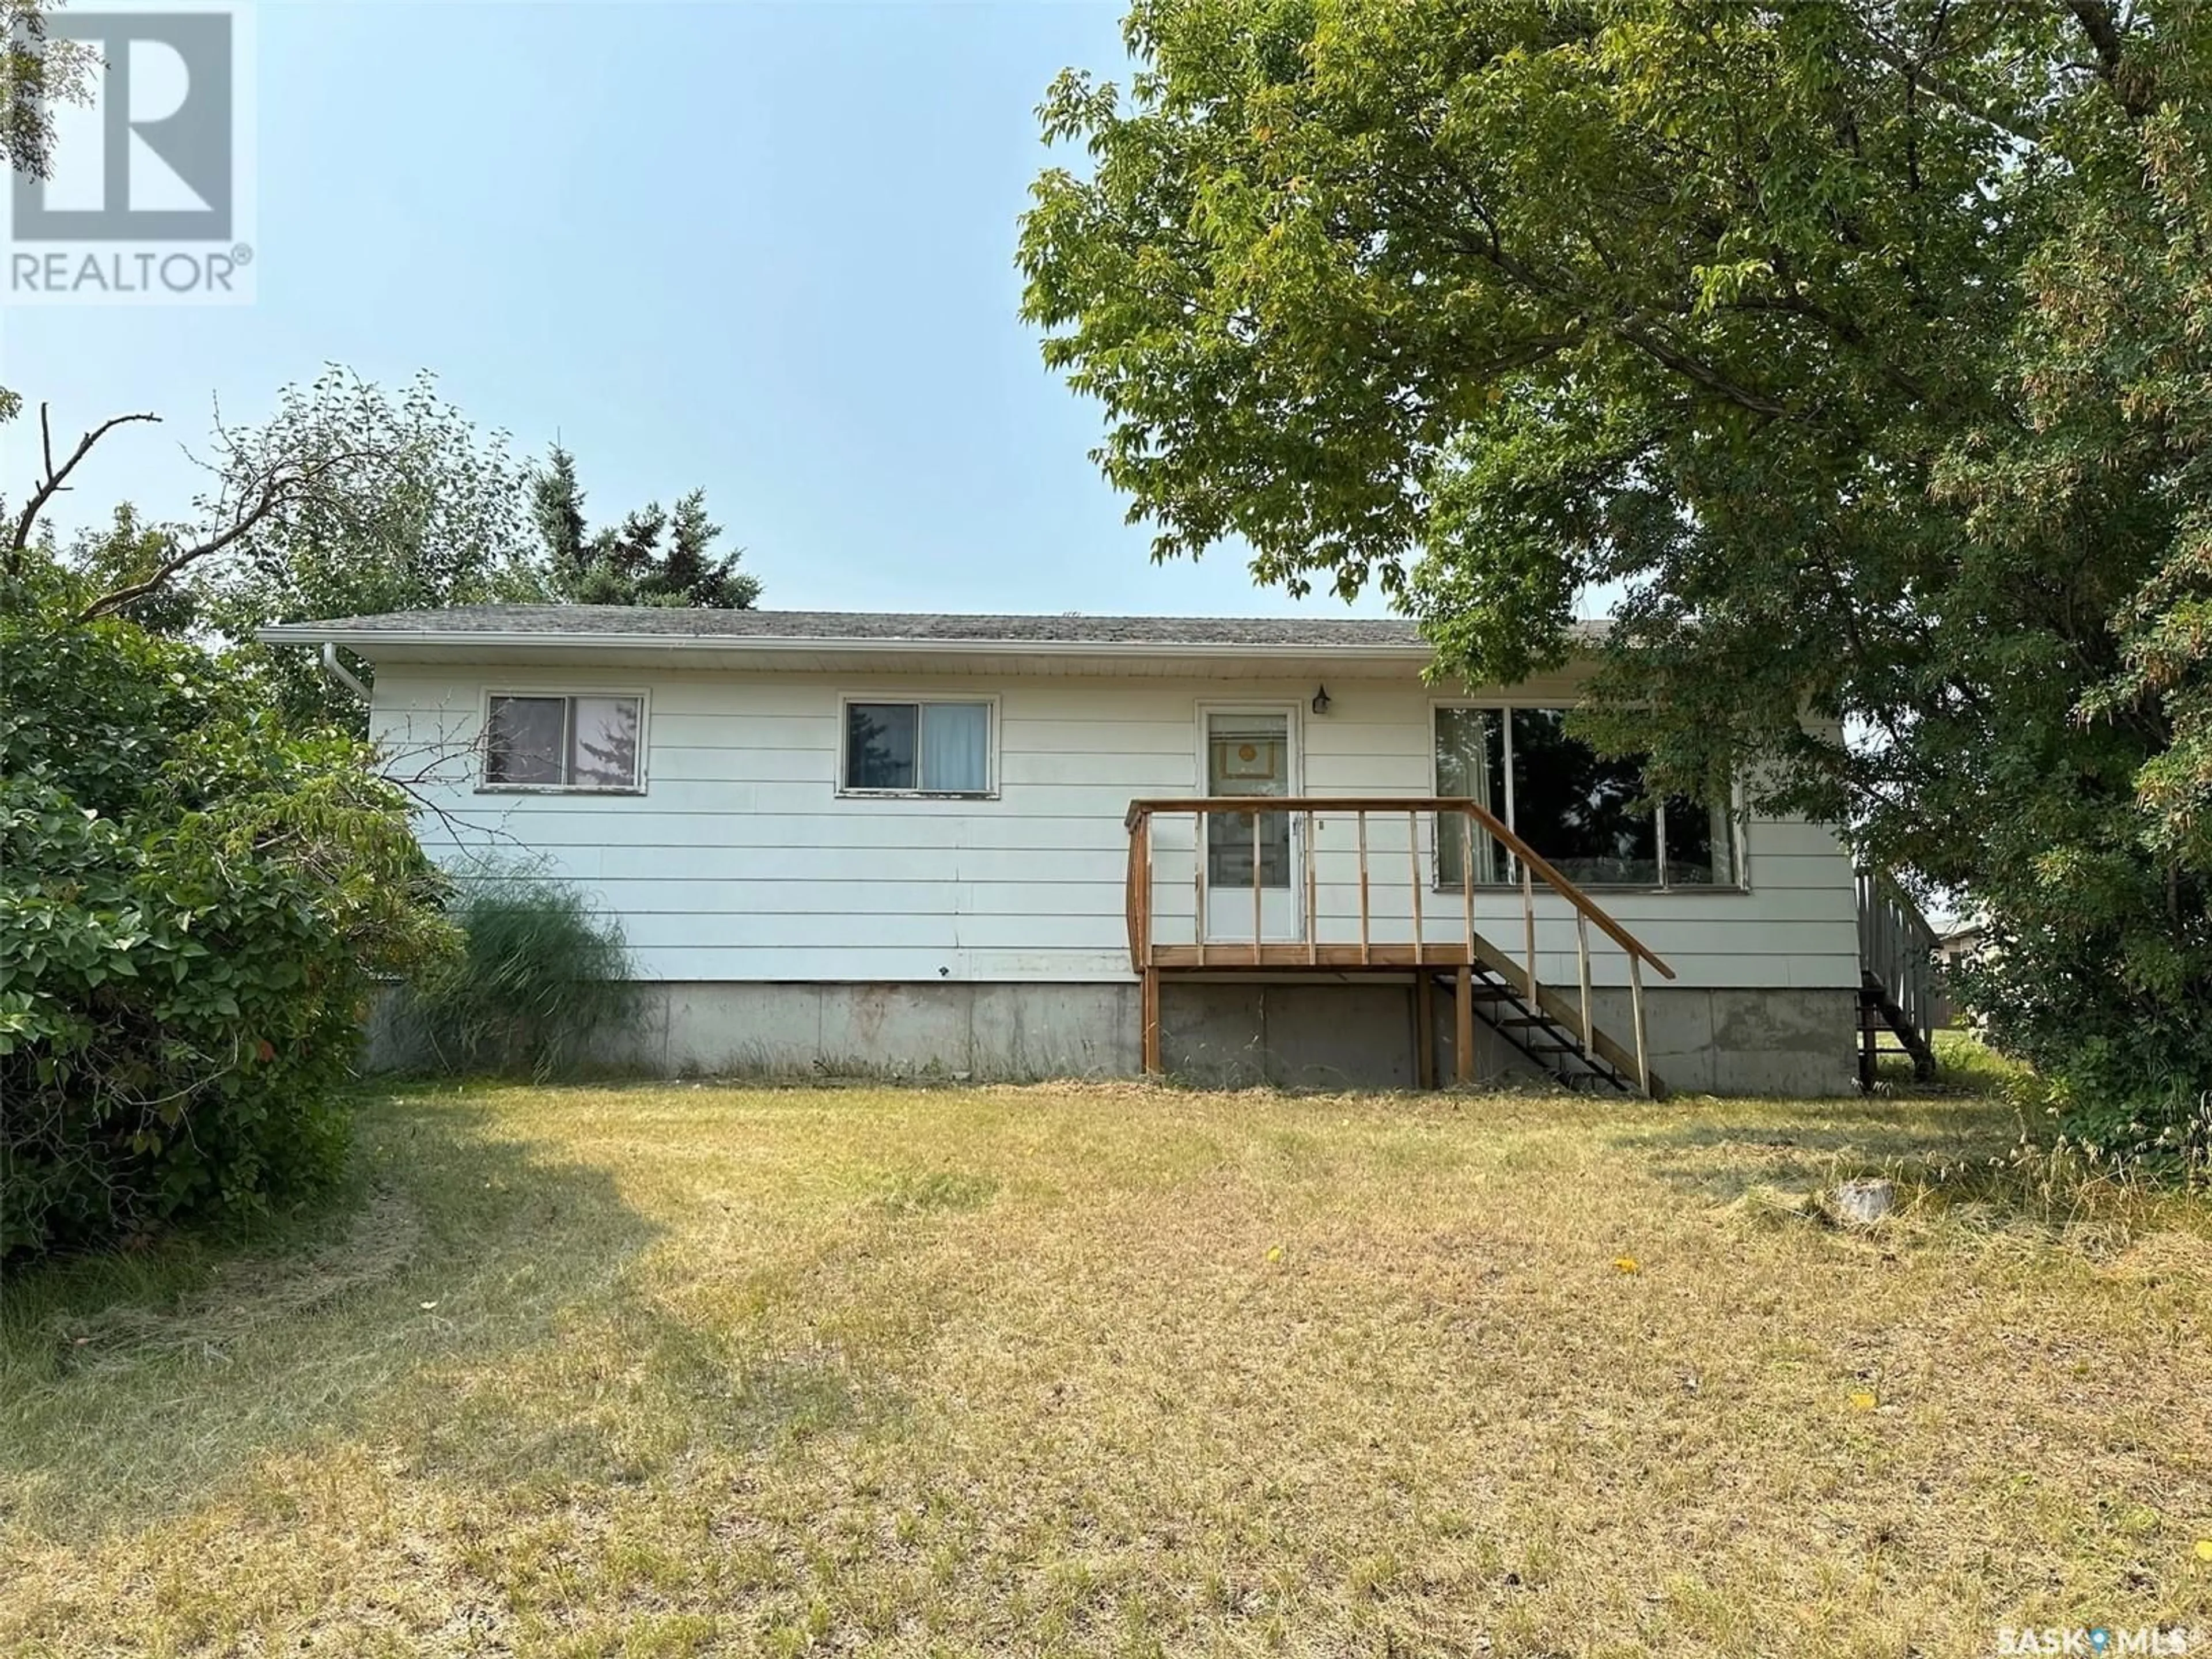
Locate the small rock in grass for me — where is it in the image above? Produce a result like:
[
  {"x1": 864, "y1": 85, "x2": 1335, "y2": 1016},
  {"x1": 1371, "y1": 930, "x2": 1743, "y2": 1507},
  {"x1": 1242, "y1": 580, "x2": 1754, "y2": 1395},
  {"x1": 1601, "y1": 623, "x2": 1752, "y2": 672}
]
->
[{"x1": 1831, "y1": 1178, "x2": 1896, "y2": 1228}]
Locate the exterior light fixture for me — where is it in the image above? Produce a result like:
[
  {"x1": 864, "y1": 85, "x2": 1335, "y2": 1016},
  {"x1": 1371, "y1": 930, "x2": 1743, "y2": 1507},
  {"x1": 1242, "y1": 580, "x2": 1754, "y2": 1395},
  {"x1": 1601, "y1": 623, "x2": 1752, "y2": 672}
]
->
[{"x1": 1310, "y1": 684, "x2": 1332, "y2": 715}]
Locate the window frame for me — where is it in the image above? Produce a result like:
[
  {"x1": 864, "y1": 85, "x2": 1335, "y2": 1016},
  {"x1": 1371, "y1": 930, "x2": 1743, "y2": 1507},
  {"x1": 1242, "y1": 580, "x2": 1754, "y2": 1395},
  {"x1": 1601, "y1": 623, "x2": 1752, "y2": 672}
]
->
[
  {"x1": 835, "y1": 692, "x2": 1001, "y2": 800},
  {"x1": 477, "y1": 687, "x2": 650, "y2": 796},
  {"x1": 1427, "y1": 698, "x2": 1748, "y2": 892}
]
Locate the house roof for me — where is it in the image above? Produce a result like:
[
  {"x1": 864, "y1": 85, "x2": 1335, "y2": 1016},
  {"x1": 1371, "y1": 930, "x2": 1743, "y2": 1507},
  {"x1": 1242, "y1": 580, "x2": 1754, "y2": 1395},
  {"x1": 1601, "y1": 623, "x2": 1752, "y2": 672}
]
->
[
  {"x1": 262, "y1": 605, "x2": 1433, "y2": 647},
  {"x1": 259, "y1": 606, "x2": 1605, "y2": 681}
]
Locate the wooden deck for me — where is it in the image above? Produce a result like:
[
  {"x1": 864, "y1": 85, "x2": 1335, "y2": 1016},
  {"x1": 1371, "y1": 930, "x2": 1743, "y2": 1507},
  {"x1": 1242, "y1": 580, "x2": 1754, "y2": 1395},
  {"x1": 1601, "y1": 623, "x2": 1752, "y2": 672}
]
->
[
  {"x1": 1146, "y1": 942, "x2": 1482, "y2": 970},
  {"x1": 1124, "y1": 796, "x2": 1674, "y2": 1096}
]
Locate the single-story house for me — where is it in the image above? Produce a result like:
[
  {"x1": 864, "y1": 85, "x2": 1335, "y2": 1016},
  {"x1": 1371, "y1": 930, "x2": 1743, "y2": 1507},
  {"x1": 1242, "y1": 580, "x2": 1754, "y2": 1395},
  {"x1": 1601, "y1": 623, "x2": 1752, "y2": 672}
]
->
[{"x1": 264, "y1": 605, "x2": 1912, "y2": 1096}]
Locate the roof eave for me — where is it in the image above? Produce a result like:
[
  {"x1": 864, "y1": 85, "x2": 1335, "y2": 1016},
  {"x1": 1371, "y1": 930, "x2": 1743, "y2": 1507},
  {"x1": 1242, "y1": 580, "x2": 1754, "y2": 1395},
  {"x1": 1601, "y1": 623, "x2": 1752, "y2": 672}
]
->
[{"x1": 254, "y1": 624, "x2": 1444, "y2": 663}]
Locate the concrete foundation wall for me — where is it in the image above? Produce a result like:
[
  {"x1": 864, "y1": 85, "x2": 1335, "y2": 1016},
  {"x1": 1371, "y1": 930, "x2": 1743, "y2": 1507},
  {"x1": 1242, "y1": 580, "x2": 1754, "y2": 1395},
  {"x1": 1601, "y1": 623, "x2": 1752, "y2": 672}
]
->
[
  {"x1": 369, "y1": 979, "x2": 1858, "y2": 1096},
  {"x1": 1164, "y1": 980, "x2": 1855, "y2": 1095}
]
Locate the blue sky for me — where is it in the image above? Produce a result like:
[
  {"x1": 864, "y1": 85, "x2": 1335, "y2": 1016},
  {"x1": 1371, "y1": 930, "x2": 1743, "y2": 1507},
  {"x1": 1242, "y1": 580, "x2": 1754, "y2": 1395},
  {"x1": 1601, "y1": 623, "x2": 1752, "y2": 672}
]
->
[{"x1": 1, "y1": 0, "x2": 1391, "y2": 619}]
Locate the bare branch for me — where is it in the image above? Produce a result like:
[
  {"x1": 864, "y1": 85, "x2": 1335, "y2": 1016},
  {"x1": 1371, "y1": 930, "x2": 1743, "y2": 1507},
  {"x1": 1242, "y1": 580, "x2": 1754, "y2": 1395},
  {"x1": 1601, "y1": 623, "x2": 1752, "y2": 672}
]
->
[
  {"x1": 7, "y1": 406, "x2": 161, "y2": 575},
  {"x1": 370, "y1": 724, "x2": 536, "y2": 858},
  {"x1": 75, "y1": 444, "x2": 381, "y2": 621}
]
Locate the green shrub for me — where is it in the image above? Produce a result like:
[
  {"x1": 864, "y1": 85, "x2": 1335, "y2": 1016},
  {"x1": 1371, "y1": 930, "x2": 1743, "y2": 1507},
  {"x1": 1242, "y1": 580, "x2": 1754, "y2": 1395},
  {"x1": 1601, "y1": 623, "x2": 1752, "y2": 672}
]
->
[
  {"x1": 1960, "y1": 930, "x2": 2212, "y2": 1173},
  {"x1": 0, "y1": 614, "x2": 451, "y2": 1263},
  {"x1": 404, "y1": 866, "x2": 638, "y2": 1078}
]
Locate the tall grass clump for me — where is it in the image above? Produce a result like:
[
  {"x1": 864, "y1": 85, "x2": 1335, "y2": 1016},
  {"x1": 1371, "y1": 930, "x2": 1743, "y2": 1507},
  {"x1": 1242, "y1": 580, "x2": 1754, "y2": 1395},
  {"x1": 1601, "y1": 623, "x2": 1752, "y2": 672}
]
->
[{"x1": 407, "y1": 865, "x2": 639, "y2": 1078}]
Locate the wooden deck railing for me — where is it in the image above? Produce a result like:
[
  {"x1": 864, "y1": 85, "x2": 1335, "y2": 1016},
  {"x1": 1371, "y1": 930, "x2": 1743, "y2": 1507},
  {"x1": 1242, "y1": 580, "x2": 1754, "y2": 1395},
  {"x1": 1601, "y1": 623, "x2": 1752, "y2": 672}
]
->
[
  {"x1": 1856, "y1": 868, "x2": 1937, "y2": 1052},
  {"x1": 1123, "y1": 796, "x2": 1675, "y2": 1092}
]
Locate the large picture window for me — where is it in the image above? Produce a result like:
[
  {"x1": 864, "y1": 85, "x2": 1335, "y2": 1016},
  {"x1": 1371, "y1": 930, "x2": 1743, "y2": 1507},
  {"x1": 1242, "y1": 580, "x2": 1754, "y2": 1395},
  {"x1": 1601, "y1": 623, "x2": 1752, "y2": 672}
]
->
[
  {"x1": 842, "y1": 699, "x2": 994, "y2": 796},
  {"x1": 483, "y1": 694, "x2": 643, "y2": 790},
  {"x1": 1434, "y1": 705, "x2": 1737, "y2": 889}
]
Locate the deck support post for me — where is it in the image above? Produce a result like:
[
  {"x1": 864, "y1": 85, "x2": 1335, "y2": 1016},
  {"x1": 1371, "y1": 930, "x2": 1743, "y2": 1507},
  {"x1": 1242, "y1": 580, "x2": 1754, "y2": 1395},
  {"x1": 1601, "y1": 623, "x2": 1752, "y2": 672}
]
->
[
  {"x1": 1454, "y1": 964, "x2": 1474, "y2": 1086},
  {"x1": 1414, "y1": 970, "x2": 1435, "y2": 1090},
  {"x1": 1141, "y1": 967, "x2": 1161, "y2": 1077}
]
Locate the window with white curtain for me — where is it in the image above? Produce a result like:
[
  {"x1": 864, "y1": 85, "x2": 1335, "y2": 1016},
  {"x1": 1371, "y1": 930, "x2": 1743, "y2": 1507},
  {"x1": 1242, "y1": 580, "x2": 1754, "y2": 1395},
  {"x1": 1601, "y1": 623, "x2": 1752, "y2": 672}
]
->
[
  {"x1": 483, "y1": 693, "x2": 644, "y2": 790},
  {"x1": 1433, "y1": 704, "x2": 1740, "y2": 889},
  {"x1": 842, "y1": 698, "x2": 994, "y2": 796}
]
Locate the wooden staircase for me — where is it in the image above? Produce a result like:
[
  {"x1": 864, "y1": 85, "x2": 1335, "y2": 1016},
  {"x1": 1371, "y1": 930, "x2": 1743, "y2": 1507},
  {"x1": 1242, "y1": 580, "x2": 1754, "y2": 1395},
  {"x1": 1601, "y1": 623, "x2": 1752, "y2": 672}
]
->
[
  {"x1": 1855, "y1": 869, "x2": 1938, "y2": 1088},
  {"x1": 1417, "y1": 950, "x2": 1653, "y2": 1095},
  {"x1": 1124, "y1": 796, "x2": 1673, "y2": 1096}
]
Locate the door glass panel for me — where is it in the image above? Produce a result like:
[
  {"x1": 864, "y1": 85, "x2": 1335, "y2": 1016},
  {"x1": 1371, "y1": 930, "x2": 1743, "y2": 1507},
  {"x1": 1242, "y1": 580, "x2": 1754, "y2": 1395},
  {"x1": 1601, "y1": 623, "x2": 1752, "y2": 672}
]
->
[{"x1": 1206, "y1": 714, "x2": 1290, "y2": 889}]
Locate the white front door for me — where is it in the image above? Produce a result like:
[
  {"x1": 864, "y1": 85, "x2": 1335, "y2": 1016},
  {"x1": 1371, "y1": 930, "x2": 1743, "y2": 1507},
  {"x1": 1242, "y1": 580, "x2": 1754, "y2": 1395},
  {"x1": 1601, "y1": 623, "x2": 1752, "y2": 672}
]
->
[{"x1": 1201, "y1": 708, "x2": 1302, "y2": 944}]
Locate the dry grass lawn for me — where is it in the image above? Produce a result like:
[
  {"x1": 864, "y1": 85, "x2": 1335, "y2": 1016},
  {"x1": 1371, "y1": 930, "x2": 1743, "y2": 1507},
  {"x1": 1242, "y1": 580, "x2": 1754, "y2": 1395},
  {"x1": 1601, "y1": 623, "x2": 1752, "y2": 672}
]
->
[{"x1": 4, "y1": 1070, "x2": 2211, "y2": 1656}]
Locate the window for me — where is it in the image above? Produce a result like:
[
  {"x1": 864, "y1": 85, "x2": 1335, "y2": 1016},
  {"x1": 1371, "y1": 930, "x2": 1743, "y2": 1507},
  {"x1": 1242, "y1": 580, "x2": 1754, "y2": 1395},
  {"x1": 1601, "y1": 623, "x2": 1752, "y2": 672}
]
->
[
  {"x1": 1203, "y1": 711, "x2": 1292, "y2": 889},
  {"x1": 1434, "y1": 705, "x2": 1738, "y2": 889},
  {"x1": 842, "y1": 699, "x2": 993, "y2": 796},
  {"x1": 483, "y1": 694, "x2": 643, "y2": 790}
]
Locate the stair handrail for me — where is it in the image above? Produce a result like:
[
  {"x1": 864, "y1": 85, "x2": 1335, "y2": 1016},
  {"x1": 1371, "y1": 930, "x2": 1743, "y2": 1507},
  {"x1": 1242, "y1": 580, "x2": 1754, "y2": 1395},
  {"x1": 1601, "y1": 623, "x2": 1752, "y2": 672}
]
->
[
  {"x1": 1855, "y1": 866, "x2": 1937, "y2": 1048},
  {"x1": 1124, "y1": 795, "x2": 1677, "y2": 982}
]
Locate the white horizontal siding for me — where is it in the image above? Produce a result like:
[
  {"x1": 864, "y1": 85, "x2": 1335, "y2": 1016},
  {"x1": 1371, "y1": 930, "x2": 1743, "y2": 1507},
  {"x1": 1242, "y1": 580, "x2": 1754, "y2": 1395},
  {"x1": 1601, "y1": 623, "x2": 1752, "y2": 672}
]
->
[
  {"x1": 576, "y1": 879, "x2": 1127, "y2": 916},
  {"x1": 369, "y1": 663, "x2": 1859, "y2": 988},
  {"x1": 624, "y1": 946, "x2": 1139, "y2": 980}
]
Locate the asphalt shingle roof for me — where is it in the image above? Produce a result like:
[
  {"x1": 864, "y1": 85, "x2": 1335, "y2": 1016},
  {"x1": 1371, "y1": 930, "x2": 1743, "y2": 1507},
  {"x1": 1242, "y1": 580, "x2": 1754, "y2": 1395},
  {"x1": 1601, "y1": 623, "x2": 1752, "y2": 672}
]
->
[{"x1": 272, "y1": 606, "x2": 1438, "y2": 647}]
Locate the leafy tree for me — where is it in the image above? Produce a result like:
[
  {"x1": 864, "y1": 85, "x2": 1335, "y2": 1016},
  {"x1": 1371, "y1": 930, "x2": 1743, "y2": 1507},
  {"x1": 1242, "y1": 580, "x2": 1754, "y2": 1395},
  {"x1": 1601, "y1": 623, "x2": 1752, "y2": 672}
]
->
[
  {"x1": 3, "y1": 396, "x2": 374, "y2": 631},
  {"x1": 0, "y1": 608, "x2": 452, "y2": 1260},
  {"x1": 61, "y1": 505, "x2": 201, "y2": 635},
  {"x1": 1019, "y1": 0, "x2": 2212, "y2": 1153},
  {"x1": 2, "y1": 372, "x2": 558, "y2": 733},
  {"x1": 6, "y1": 378, "x2": 763, "y2": 744},
  {"x1": 1, "y1": 0, "x2": 97, "y2": 181},
  {"x1": 198, "y1": 368, "x2": 553, "y2": 732},
  {"x1": 0, "y1": 387, "x2": 477, "y2": 1259},
  {"x1": 532, "y1": 448, "x2": 762, "y2": 609},
  {"x1": 1944, "y1": 21, "x2": 2212, "y2": 1157}
]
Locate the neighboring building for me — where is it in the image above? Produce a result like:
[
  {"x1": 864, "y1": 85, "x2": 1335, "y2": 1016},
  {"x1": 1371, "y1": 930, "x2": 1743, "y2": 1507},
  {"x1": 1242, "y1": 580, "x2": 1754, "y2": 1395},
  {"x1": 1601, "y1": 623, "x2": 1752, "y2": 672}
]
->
[
  {"x1": 264, "y1": 607, "x2": 1884, "y2": 1096},
  {"x1": 1933, "y1": 918, "x2": 1990, "y2": 1028}
]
